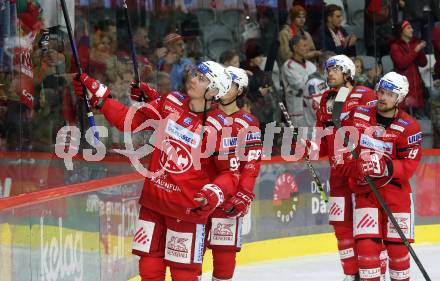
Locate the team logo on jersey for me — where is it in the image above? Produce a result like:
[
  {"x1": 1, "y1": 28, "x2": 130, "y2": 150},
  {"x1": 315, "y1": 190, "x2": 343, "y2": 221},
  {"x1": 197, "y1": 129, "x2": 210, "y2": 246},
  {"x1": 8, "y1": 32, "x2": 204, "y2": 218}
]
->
[
  {"x1": 183, "y1": 117, "x2": 192, "y2": 126},
  {"x1": 165, "y1": 119, "x2": 200, "y2": 148},
  {"x1": 407, "y1": 132, "x2": 422, "y2": 144},
  {"x1": 159, "y1": 139, "x2": 192, "y2": 174},
  {"x1": 272, "y1": 172, "x2": 300, "y2": 224}
]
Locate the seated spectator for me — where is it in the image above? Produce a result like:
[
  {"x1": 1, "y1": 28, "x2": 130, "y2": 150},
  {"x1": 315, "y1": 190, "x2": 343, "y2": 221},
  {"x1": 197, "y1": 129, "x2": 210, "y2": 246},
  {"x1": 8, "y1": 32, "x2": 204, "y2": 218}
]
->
[
  {"x1": 352, "y1": 57, "x2": 369, "y2": 86},
  {"x1": 278, "y1": 5, "x2": 320, "y2": 65},
  {"x1": 390, "y1": 20, "x2": 427, "y2": 115},
  {"x1": 281, "y1": 35, "x2": 317, "y2": 127},
  {"x1": 219, "y1": 50, "x2": 240, "y2": 68},
  {"x1": 158, "y1": 33, "x2": 192, "y2": 92},
  {"x1": 317, "y1": 4, "x2": 356, "y2": 57}
]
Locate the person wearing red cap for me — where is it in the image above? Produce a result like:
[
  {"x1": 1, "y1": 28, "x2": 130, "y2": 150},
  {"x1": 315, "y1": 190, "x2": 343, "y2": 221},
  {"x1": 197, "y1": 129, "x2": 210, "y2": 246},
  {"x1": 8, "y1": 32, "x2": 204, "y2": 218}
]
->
[
  {"x1": 278, "y1": 5, "x2": 320, "y2": 65},
  {"x1": 157, "y1": 33, "x2": 192, "y2": 92},
  {"x1": 389, "y1": 20, "x2": 427, "y2": 116}
]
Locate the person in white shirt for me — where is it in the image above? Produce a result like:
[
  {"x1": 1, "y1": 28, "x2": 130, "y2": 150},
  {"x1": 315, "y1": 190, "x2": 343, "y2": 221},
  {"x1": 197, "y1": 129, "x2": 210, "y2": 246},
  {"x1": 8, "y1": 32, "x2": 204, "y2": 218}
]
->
[{"x1": 281, "y1": 35, "x2": 317, "y2": 127}]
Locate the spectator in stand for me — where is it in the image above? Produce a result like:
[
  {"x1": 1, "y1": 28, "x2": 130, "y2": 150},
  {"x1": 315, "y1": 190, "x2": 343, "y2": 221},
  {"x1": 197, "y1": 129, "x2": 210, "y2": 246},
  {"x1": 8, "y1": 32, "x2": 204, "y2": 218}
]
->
[
  {"x1": 364, "y1": 0, "x2": 395, "y2": 59},
  {"x1": 281, "y1": 35, "x2": 317, "y2": 127},
  {"x1": 390, "y1": 20, "x2": 427, "y2": 116},
  {"x1": 317, "y1": 4, "x2": 356, "y2": 57},
  {"x1": 243, "y1": 39, "x2": 275, "y2": 131},
  {"x1": 398, "y1": 0, "x2": 435, "y2": 44},
  {"x1": 432, "y1": 23, "x2": 440, "y2": 87},
  {"x1": 158, "y1": 33, "x2": 192, "y2": 92},
  {"x1": 292, "y1": 0, "x2": 325, "y2": 41},
  {"x1": 278, "y1": 5, "x2": 320, "y2": 66},
  {"x1": 352, "y1": 57, "x2": 369, "y2": 86},
  {"x1": 219, "y1": 50, "x2": 240, "y2": 68}
]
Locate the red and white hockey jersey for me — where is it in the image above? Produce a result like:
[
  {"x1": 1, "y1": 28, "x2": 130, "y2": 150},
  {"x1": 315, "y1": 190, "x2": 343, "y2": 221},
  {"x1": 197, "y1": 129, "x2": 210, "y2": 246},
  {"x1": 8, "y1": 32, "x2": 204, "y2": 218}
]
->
[
  {"x1": 315, "y1": 86, "x2": 377, "y2": 166},
  {"x1": 100, "y1": 91, "x2": 239, "y2": 223},
  {"x1": 218, "y1": 109, "x2": 262, "y2": 197},
  {"x1": 344, "y1": 105, "x2": 422, "y2": 194}
]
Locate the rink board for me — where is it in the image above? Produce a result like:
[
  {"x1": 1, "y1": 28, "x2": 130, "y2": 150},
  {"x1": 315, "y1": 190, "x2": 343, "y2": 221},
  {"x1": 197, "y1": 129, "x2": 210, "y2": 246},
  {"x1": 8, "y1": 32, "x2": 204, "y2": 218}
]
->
[{"x1": 1, "y1": 154, "x2": 440, "y2": 280}]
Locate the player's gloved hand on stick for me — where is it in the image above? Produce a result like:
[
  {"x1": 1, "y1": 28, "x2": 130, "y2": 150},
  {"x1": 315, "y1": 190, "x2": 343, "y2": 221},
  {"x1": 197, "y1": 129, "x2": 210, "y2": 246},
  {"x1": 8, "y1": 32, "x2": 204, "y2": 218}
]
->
[
  {"x1": 73, "y1": 73, "x2": 110, "y2": 108},
  {"x1": 355, "y1": 152, "x2": 391, "y2": 179},
  {"x1": 192, "y1": 184, "x2": 224, "y2": 216},
  {"x1": 222, "y1": 190, "x2": 254, "y2": 218},
  {"x1": 130, "y1": 81, "x2": 159, "y2": 102}
]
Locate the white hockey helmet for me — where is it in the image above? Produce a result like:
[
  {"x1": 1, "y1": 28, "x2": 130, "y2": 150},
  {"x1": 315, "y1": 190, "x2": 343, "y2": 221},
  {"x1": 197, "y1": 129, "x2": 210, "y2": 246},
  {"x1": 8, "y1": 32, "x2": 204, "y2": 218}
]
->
[
  {"x1": 325, "y1": 55, "x2": 356, "y2": 79},
  {"x1": 376, "y1": 71, "x2": 409, "y2": 104},
  {"x1": 226, "y1": 66, "x2": 248, "y2": 92},
  {"x1": 196, "y1": 61, "x2": 232, "y2": 100}
]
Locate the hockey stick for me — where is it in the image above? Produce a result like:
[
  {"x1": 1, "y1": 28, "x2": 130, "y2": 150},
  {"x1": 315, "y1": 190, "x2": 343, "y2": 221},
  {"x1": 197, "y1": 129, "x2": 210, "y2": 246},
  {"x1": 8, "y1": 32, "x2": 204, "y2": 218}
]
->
[
  {"x1": 122, "y1": 0, "x2": 146, "y2": 102},
  {"x1": 59, "y1": 0, "x2": 99, "y2": 142},
  {"x1": 278, "y1": 102, "x2": 328, "y2": 203},
  {"x1": 332, "y1": 87, "x2": 431, "y2": 281}
]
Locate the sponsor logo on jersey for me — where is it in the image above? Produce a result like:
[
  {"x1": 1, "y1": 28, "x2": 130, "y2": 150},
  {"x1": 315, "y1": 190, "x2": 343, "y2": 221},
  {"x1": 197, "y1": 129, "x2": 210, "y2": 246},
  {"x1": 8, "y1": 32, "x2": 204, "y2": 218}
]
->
[
  {"x1": 328, "y1": 197, "x2": 345, "y2": 222},
  {"x1": 407, "y1": 132, "x2": 422, "y2": 145},
  {"x1": 222, "y1": 132, "x2": 261, "y2": 148},
  {"x1": 354, "y1": 87, "x2": 367, "y2": 92},
  {"x1": 354, "y1": 112, "x2": 371, "y2": 121},
  {"x1": 132, "y1": 220, "x2": 155, "y2": 253},
  {"x1": 360, "y1": 268, "x2": 381, "y2": 279},
  {"x1": 242, "y1": 114, "x2": 253, "y2": 122},
  {"x1": 165, "y1": 230, "x2": 192, "y2": 264},
  {"x1": 170, "y1": 91, "x2": 185, "y2": 100},
  {"x1": 357, "y1": 106, "x2": 371, "y2": 113},
  {"x1": 360, "y1": 134, "x2": 393, "y2": 153},
  {"x1": 207, "y1": 116, "x2": 222, "y2": 130},
  {"x1": 387, "y1": 212, "x2": 413, "y2": 239},
  {"x1": 217, "y1": 114, "x2": 230, "y2": 125},
  {"x1": 367, "y1": 100, "x2": 377, "y2": 106},
  {"x1": 164, "y1": 104, "x2": 180, "y2": 114},
  {"x1": 390, "y1": 124, "x2": 405, "y2": 132},
  {"x1": 166, "y1": 94, "x2": 183, "y2": 106},
  {"x1": 193, "y1": 224, "x2": 205, "y2": 263},
  {"x1": 183, "y1": 117, "x2": 192, "y2": 126},
  {"x1": 397, "y1": 118, "x2": 410, "y2": 126},
  {"x1": 234, "y1": 118, "x2": 249, "y2": 128},
  {"x1": 340, "y1": 111, "x2": 350, "y2": 120},
  {"x1": 350, "y1": 93, "x2": 363, "y2": 98},
  {"x1": 355, "y1": 208, "x2": 379, "y2": 236},
  {"x1": 165, "y1": 120, "x2": 200, "y2": 148}
]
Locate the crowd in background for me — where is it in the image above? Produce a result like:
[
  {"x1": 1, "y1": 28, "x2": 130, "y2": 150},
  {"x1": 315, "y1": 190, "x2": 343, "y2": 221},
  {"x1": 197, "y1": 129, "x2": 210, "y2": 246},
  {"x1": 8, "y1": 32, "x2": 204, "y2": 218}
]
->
[{"x1": 0, "y1": 0, "x2": 439, "y2": 195}]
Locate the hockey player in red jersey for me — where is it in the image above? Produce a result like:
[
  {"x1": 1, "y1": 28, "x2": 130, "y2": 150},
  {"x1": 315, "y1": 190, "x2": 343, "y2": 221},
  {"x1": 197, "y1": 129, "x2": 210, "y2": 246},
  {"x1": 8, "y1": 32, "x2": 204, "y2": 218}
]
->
[
  {"x1": 344, "y1": 72, "x2": 421, "y2": 281},
  {"x1": 206, "y1": 66, "x2": 262, "y2": 281},
  {"x1": 73, "y1": 61, "x2": 239, "y2": 281},
  {"x1": 314, "y1": 55, "x2": 379, "y2": 280}
]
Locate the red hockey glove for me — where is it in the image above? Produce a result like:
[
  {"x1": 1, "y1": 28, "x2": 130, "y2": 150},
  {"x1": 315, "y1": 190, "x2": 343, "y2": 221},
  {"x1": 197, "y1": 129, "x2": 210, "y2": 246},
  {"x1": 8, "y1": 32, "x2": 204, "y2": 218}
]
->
[
  {"x1": 73, "y1": 73, "x2": 110, "y2": 108},
  {"x1": 130, "y1": 81, "x2": 159, "y2": 102},
  {"x1": 356, "y1": 152, "x2": 391, "y2": 179},
  {"x1": 222, "y1": 190, "x2": 255, "y2": 218},
  {"x1": 192, "y1": 184, "x2": 225, "y2": 217}
]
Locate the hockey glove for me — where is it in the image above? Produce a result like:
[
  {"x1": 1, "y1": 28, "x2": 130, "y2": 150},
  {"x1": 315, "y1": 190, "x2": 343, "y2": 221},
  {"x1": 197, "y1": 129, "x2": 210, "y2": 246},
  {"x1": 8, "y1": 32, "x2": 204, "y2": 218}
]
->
[
  {"x1": 130, "y1": 81, "x2": 159, "y2": 102},
  {"x1": 356, "y1": 152, "x2": 392, "y2": 179},
  {"x1": 222, "y1": 190, "x2": 254, "y2": 218},
  {"x1": 192, "y1": 184, "x2": 225, "y2": 217},
  {"x1": 73, "y1": 73, "x2": 110, "y2": 108}
]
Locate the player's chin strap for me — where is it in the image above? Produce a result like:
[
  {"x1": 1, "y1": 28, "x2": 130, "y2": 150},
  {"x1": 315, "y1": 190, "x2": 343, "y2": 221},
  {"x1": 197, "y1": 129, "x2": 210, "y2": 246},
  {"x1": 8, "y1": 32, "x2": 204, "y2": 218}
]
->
[{"x1": 332, "y1": 87, "x2": 432, "y2": 281}]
